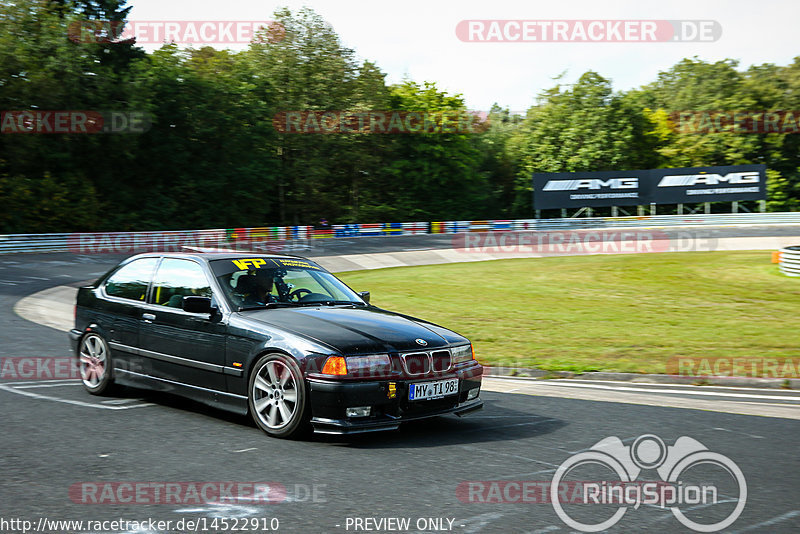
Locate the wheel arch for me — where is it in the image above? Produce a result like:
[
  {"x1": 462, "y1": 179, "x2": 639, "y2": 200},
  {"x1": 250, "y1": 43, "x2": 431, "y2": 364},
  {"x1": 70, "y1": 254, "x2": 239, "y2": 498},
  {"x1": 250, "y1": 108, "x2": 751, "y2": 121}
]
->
[
  {"x1": 245, "y1": 347, "x2": 296, "y2": 382},
  {"x1": 244, "y1": 348, "x2": 302, "y2": 416}
]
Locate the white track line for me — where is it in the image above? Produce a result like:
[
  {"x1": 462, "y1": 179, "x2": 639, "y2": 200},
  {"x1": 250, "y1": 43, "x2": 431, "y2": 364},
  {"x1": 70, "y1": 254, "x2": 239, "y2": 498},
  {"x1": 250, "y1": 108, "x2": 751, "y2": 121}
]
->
[
  {"x1": 0, "y1": 379, "x2": 78, "y2": 386},
  {"x1": 545, "y1": 378, "x2": 798, "y2": 392},
  {"x1": 729, "y1": 510, "x2": 800, "y2": 533},
  {"x1": 0, "y1": 383, "x2": 154, "y2": 410},
  {"x1": 12, "y1": 383, "x2": 82, "y2": 389},
  {"x1": 499, "y1": 380, "x2": 800, "y2": 401}
]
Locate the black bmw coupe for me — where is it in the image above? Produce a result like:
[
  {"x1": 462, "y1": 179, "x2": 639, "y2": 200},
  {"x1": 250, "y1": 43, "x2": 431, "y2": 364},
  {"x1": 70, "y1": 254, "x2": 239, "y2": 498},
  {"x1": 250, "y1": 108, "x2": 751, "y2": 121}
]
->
[{"x1": 70, "y1": 253, "x2": 483, "y2": 438}]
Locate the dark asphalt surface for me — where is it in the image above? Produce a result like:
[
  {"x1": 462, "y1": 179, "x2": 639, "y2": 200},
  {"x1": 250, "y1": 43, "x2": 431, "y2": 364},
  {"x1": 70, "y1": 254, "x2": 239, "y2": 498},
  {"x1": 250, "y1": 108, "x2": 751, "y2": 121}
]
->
[{"x1": 1, "y1": 236, "x2": 799, "y2": 533}]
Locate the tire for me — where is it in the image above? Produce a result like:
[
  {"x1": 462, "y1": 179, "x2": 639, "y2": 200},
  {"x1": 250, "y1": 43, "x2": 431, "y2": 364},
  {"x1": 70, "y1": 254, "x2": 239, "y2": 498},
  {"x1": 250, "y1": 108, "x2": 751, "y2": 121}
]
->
[
  {"x1": 78, "y1": 333, "x2": 115, "y2": 395},
  {"x1": 248, "y1": 353, "x2": 310, "y2": 439}
]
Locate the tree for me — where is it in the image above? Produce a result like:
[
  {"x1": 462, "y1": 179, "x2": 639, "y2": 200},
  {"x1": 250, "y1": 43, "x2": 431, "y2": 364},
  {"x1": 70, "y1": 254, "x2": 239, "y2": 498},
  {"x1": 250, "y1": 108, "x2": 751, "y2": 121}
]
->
[
  {"x1": 507, "y1": 72, "x2": 653, "y2": 215},
  {"x1": 373, "y1": 81, "x2": 488, "y2": 221},
  {"x1": 243, "y1": 7, "x2": 365, "y2": 225}
]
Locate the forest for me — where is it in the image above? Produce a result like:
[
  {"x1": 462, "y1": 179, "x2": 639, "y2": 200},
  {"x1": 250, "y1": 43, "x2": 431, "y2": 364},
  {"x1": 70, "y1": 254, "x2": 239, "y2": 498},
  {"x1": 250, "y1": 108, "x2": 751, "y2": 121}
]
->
[{"x1": 1, "y1": 0, "x2": 798, "y2": 232}]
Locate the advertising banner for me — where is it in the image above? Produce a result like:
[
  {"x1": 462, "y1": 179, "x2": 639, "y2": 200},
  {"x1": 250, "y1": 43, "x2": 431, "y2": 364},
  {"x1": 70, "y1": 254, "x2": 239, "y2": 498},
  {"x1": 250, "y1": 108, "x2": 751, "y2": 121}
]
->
[
  {"x1": 533, "y1": 165, "x2": 766, "y2": 209},
  {"x1": 651, "y1": 164, "x2": 766, "y2": 204},
  {"x1": 533, "y1": 170, "x2": 650, "y2": 209}
]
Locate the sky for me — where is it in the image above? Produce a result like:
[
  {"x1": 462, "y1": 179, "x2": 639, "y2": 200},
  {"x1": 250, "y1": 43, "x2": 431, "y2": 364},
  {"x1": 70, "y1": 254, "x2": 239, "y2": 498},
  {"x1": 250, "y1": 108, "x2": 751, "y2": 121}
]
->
[{"x1": 126, "y1": 0, "x2": 800, "y2": 111}]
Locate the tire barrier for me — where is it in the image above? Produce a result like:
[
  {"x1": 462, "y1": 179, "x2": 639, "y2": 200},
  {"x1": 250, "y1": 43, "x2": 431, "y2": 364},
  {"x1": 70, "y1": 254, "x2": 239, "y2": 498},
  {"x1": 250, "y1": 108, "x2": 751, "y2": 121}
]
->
[{"x1": 779, "y1": 246, "x2": 800, "y2": 277}]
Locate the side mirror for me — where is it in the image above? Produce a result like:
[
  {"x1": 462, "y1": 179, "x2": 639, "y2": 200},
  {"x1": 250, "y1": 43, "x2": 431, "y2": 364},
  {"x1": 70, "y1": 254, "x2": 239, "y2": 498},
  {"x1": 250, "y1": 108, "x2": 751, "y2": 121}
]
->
[
  {"x1": 182, "y1": 296, "x2": 213, "y2": 314},
  {"x1": 358, "y1": 291, "x2": 371, "y2": 304}
]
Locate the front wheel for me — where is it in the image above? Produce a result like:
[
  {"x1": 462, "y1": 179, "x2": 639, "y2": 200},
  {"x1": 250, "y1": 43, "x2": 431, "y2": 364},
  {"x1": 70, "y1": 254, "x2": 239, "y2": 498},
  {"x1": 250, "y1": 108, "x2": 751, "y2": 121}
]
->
[
  {"x1": 79, "y1": 333, "x2": 115, "y2": 395},
  {"x1": 248, "y1": 354, "x2": 310, "y2": 439}
]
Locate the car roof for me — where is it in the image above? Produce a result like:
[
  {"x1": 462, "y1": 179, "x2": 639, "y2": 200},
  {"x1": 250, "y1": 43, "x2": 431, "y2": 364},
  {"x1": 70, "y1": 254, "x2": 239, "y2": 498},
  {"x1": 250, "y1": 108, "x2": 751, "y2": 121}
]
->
[{"x1": 125, "y1": 252, "x2": 312, "y2": 263}]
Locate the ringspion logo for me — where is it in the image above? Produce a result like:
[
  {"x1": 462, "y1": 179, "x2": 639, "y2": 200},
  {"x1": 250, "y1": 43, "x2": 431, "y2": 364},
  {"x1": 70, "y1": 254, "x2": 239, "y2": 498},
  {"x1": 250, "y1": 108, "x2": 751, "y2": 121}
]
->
[{"x1": 550, "y1": 434, "x2": 746, "y2": 532}]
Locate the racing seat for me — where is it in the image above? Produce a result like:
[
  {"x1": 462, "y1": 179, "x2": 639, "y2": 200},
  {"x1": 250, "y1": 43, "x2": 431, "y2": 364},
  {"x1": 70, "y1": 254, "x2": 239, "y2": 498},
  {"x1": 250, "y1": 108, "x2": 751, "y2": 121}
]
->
[
  {"x1": 167, "y1": 294, "x2": 184, "y2": 308},
  {"x1": 235, "y1": 274, "x2": 261, "y2": 305}
]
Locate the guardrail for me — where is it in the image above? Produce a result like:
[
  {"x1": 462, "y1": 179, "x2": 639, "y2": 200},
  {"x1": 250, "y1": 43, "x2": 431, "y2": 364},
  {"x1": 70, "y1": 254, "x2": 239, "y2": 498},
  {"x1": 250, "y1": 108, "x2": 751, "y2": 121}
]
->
[
  {"x1": 0, "y1": 226, "x2": 313, "y2": 255},
  {"x1": 3, "y1": 212, "x2": 800, "y2": 255},
  {"x1": 779, "y1": 246, "x2": 800, "y2": 277},
  {"x1": 523, "y1": 212, "x2": 800, "y2": 231}
]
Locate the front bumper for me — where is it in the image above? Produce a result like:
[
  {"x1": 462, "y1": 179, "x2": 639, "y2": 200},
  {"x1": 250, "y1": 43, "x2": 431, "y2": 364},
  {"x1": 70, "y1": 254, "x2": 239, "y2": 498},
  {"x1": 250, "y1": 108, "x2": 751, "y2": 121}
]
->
[{"x1": 307, "y1": 366, "x2": 483, "y2": 434}]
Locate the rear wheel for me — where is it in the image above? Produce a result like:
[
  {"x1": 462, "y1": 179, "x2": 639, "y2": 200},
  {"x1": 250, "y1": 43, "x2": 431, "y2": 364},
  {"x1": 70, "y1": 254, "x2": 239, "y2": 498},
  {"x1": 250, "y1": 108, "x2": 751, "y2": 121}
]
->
[
  {"x1": 248, "y1": 354, "x2": 309, "y2": 438},
  {"x1": 79, "y1": 333, "x2": 115, "y2": 395}
]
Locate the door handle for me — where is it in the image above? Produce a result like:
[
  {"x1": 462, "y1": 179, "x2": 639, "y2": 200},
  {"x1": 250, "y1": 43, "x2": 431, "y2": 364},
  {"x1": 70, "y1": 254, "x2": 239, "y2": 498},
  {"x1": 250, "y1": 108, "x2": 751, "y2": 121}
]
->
[{"x1": 142, "y1": 313, "x2": 156, "y2": 322}]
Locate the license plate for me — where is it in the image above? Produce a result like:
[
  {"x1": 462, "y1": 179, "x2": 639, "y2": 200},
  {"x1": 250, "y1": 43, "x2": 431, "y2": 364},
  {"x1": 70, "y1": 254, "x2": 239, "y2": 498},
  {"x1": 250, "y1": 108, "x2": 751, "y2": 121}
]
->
[{"x1": 409, "y1": 378, "x2": 459, "y2": 401}]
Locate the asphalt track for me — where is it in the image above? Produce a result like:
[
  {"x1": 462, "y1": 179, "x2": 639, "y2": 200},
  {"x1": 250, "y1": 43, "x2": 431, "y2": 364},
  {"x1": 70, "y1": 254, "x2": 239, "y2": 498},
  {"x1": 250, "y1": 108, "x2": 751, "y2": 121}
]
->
[
  {"x1": 288, "y1": 223, "x2": 800, "y2": 257},
  {"x1": 1, "y1": 229, "x2": 799, "y2": 533}
]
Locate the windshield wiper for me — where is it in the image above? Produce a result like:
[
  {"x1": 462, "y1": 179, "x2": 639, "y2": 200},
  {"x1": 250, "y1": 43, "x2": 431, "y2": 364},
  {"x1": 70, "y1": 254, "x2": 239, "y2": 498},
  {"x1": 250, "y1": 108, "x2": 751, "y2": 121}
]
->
[
  {"x1": 239, "y1": 300, "x2": 365, "y2": 311},
  {"x1": 238, "y1": 302, "x2": 302, "y2": 311},
  {"x1": 299, "y1": 300, "x2": 366, "y2": 307}
]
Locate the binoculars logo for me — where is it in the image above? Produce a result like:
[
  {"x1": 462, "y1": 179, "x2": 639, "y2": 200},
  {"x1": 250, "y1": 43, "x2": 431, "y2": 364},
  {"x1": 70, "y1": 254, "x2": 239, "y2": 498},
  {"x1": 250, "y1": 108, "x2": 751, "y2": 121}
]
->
[{"x1": 551, "y1": 434, "x2": 746, "y2": 532}]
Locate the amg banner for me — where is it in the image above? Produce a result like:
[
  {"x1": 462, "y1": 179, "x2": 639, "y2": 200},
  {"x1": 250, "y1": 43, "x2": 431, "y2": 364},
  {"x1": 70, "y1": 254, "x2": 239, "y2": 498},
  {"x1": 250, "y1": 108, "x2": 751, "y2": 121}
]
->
[
  {"x1": 532, "y1": 164, "x2": 766, "y2": 209},
  {"x1": 533, "y1": 170, "x2": 651, "y2": 209},
  {"x1": 651, "y1": 164, "x2": 766, "y2": 204}
]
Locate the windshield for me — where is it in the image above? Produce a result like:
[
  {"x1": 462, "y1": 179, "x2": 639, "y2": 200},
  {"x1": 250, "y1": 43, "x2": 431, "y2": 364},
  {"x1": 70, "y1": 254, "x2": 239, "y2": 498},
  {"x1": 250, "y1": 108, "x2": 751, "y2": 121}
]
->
[{"x1": 209, "y1": 257, "x2": 364, "y2": 309}]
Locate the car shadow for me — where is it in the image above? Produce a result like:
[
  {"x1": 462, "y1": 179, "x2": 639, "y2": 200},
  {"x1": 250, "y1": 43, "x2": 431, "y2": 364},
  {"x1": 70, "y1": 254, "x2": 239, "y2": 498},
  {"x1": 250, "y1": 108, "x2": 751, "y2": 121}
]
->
[
  {"x1": 114, "y1": 385, "x2": 256, "y2": 427},
  {"x1": 313, "y1": 392, "x2": 567, "y2": 448},
  {"x1": 114, "y1": 388, "x2": 565, "y2": 447}
]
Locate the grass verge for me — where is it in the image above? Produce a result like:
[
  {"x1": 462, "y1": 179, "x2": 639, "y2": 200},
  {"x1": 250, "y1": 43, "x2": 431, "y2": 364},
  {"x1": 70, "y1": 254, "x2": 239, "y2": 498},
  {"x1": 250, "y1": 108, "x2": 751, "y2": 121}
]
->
[{"x1": 337, "y1": 251, "x2": 797, "y2": 375}]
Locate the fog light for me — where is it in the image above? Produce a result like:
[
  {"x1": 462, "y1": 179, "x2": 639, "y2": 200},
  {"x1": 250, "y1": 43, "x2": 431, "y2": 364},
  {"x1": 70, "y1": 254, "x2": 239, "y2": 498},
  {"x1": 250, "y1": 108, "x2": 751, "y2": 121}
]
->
[
  {"x1": 346, "y1": 406, "x2": 371, "y2": 418},
  {"x1": 467, "y1": 388, "x2": 479, "y2": 400}
]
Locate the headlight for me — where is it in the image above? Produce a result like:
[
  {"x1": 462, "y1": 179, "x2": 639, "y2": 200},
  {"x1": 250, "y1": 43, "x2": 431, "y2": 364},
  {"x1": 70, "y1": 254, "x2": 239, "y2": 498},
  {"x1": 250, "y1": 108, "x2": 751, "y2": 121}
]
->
[
  {"x1": 346, "y1": 354, "x2": 391, "y2": 377},
  {"x1": 451, "y1": 344, "x2": 474, "y2": 364}
]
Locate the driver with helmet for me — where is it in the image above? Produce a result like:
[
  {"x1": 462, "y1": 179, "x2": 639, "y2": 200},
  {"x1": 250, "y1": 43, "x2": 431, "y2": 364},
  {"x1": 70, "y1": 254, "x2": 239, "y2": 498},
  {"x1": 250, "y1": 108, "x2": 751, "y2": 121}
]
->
[{"x1": 253, "y1": 269, "x2": 277, "y2": 303}]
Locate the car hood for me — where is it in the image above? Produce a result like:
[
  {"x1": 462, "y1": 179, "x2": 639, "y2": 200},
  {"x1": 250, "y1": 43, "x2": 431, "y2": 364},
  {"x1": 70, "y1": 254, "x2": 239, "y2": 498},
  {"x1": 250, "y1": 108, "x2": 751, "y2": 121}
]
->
[{"x1": 238, "y1": 305, "x2": 467, "y2": 354}]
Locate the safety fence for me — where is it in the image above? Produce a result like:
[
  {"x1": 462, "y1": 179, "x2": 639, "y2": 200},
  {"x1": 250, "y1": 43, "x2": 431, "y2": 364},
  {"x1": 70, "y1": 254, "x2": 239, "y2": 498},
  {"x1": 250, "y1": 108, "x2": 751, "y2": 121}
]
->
[
  {"x1": 324, "y1": 212, "x2": 800, "y2": 237},
  {"x1": 3, "y1": 212, "x2": 800, "y2": 255}
]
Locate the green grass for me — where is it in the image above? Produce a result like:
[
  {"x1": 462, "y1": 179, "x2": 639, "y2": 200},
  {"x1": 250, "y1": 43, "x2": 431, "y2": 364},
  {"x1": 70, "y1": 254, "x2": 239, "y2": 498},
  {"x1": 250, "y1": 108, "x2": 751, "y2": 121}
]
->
[{"x1": 337, "y1": 251, "x2": 798, "y2": 374}]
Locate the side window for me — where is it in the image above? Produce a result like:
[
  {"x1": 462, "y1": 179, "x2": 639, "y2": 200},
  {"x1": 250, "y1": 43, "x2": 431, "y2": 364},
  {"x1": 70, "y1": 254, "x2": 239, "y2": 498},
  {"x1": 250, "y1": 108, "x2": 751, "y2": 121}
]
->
[
  {"x1": 151, "y1": 259, "x2": 212, "y2": 308},
  {"x1": 104, "y1": 258, "x2": 158, "y2": 301}
]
